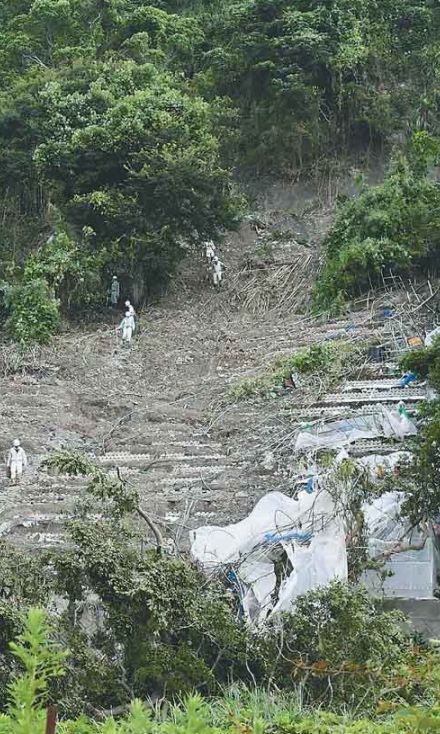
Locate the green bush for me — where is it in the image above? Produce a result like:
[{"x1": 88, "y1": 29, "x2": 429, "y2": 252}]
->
[
  {"x1": 1, "y1": 620, "x2": 439, "y2": 734},
  {"x1": 396, "y1": 344, "x2": 440, "y2": 523},
  {"x1": 315, "y1": 134, "x2": 440, "y2": 310},
  {"x1": 270, "y1": 582, "x2": 412, "y2": 710},
  {"x1": 401, "y1": 341, "x2": 440, "y2": 392},
  {"x1": 195, "y1": 0, "x2": 440, "y2": 171},
  {"x1": 3, "y1": 278, "x2": 60, "y2": 345},
  {"x1": 0, "y1": 608, "x2": 66, "y2": 734},
  {"x1": 24, "y1": 230, "x2": 104, "y2": 312},
  {"x1": 228, "y1": 342, "x2": 355, "y2": 401}
]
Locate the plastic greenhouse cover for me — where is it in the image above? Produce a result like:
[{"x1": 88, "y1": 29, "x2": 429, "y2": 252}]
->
[
  {"x1": 191, "y1": 490, "x2": 347, "y2": 623},
  {"x1": 295, "y1": 405, "x2": 417, "y2": 451}
]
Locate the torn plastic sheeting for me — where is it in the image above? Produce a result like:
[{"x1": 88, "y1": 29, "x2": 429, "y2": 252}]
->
[
  {"x1": 190, "y1": 491, "x2": 312, "y2": 570},
  {"x1": 239, "y1": 559, "x2": 276, "y2": 623},
  {"x1": 361, "y1": 491, "x2": 438, "y2": 599},
  {"x1": 362, "y1": 491, "x2": 406, "y2": 543},
  {"x1": 272, "y1": 523, "x2": 347, "y2": 615},
  {"x1": 191, "y1": 490, "x2": 347, "y2": 624},
  {"x1": 294, "y1": 405, "x2": 417, "y2": 451},
  {"x1": 356, "y1": 452, "x2": 412, "y2": 480}
]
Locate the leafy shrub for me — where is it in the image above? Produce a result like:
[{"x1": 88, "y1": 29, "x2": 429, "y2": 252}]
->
[
  {"x1": 315, "y1": 134, "x2": 440, "y2": 310},
  {"x1": 0, "y1": 608, "x2": 66, "y2": 734},
  {"x1": 3, "y1": 278, "x2": 60, "y2": 345},
  {"x1": 271, "y1": 582, "x2": 412, "y2": 710},
  {"x1": 396, "y1": 344, "x2": 440, "y2": 522},
  {"x1": 24, "y1": 230, "x2": 104, "y2": 312},
  {"x1": 228, "y1": 342, "x2": 355, "y2": 401}
]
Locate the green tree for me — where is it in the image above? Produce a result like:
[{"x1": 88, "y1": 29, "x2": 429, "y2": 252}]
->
[
  {"x1": 0, "y1": 608, "x2": 66, "y2": 734},
  {"x1": 315, "y1": 134, "x2": 440, "y2": 309}
]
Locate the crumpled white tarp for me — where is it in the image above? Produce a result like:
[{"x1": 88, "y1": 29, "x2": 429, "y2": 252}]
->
[
  {"x1": 191, "y1": 490, "x2": 347, "y2": 624},
  {"x1": 363, "y1": 491, "x2": 406, "y2": 543},
  {"x1": 356, "y1": 452, "x2": 412, "y2": 480},
  {"x1": 295, "y1": 405, "x2": 417, "y2": 451},
  {"x1": 272, "y1": 525, "x2": 347, "y2": 615},
  {"x1": 361, "y1": 492, "x2": 437, "y2": 598},
  {"x1": 425, "y1": 326, "x2": 440, "y2": 347}
]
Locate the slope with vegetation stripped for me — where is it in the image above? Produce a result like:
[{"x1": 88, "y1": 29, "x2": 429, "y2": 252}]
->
[
  {"x1": 0, "y1": 177, "x2": 440, "y2": 720},
  {"x1": 2, "y1": 0, "x2": 440, "y2": 729}
]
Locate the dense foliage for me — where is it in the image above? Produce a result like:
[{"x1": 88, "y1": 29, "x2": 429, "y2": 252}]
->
[
  {"x1": 1, "y1": 608, "x2": 440, "y2": 733},
  {"x1": 0, "y1": 0, "x2": 243, "y2": 342},
  {"x1": 315, "y1": 133, "x2": 440, "y2": 309},
  {"x1": 196, "y1": 0, "x2": 440, "y2": 171},
  {"x1": 0, "y1": 0, "x2": 440, "y2": 338},
  {"x1": 0, "y1": 450, "x2": 436, "y2": 720},
  {"x1": 395, "y1": 340, "x2": 440, "y2": 524}
]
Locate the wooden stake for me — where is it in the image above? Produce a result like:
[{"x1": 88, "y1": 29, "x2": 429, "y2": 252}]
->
[{"x1": 45, "y1": 705, "x2": 57, "y2": 734}]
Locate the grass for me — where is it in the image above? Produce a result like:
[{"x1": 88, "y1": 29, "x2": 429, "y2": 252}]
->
[{"x1": 227, "y1": 342, "x2": 357, "y2": 402}]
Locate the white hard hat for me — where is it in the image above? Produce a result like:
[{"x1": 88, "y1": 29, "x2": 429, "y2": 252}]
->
[
  {"x1": 112, "y1": 274, "x2": 117, "y2": 279},
  {"x1": 13, "y1": 439, "x2": 20, "y2": 447},
  {"x1": 125, "y1": 300, "x2": 130, "y2": 306},
  {"x1": 125, "y1": 311, "x2": 130, "y2": 317}
]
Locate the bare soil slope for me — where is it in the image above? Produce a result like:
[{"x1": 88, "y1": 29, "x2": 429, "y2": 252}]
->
[{"x1": 0, "y1": 173, "x2": 429, "y2": 550}]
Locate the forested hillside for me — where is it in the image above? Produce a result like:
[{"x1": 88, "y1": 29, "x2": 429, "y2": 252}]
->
[
  {"x1": 3, "y1": 2, "x2": 440, "y2": 733},
  {"x1": 0, "y1": 0, "x2": 439, "y2": 340}
]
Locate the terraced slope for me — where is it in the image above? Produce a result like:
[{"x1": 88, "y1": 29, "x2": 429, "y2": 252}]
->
[{"x1": 0, "y1": 216, "x2": 432, "y2": 550}]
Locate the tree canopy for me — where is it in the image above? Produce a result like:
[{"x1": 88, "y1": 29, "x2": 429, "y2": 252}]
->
[{"x1": 0, "y1": 0, "x2": 439, "y2": 340}]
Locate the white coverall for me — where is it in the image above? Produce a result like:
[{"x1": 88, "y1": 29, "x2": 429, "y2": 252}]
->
[
  {"x1": 125, "y1": 303, "x2": 136, "y2": 330},
  {"x1": 111, "y1": 279, "x2": 120, "y2": 306},
  {"x1": 205, "y1": 241, "x2": 215, "y2": 262},
  {"x1": 212, "y1": 258, "x2": 223, "y2": 286},
  {"x1": 119, "y1": 314, "x2": 135, "y2": 343},
  {"x1": 7, "y1": 446, "x2": 27, "y2": 481}
]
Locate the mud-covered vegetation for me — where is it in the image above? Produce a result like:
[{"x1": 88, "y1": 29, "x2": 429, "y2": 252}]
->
[{"x1": 227, "y1": 342, "x2": 357, "y2": 401}]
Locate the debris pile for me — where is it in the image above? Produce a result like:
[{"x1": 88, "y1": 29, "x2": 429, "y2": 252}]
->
[
  {"x1": 192, "y1": 275, "x2": 440, "y2": 618},
  {"x1": 192, "y1": 488, "x2": 347, "y2": 624}
]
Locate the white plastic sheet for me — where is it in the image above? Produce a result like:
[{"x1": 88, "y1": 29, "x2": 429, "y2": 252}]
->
[
  {"x1": 361, "y1": 491, "x2": 438, "y2": 598},
  {"x1": 191, "y1": 490, "x2": 348, "y2": 623},
  {"x1": 356, "y1": 452, "x2": 412, "y2": 480},
  {"x1": 295, "y1": 405, "x2": 417, "y2": 451},
  {"x1": 425, "y1": 326, "x2": 440, "y2": 347},
  {"x1": 363, "y1": 491, "x2": 406, "y2": 543}
]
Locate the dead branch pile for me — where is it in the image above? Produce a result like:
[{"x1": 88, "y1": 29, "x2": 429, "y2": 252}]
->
[{"x1": 227, "y1": 248, "x2": 321, "y2": 315}]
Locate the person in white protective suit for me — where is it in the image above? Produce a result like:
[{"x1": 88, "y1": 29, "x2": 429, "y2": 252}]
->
[
  {"x1": 124, "y1": 300, "x2": 136, "y2": 330},
  {"x1": 110, "y1": 275, "x2": 120, "y2": 307},
  {"x1": 7, "y1": 439, "x2": 27, "y2": 483},
  {"x1": 205, "y1": 240, "x2": 215, "y2": 263},
  {"x1": 117, "y1": 311, "x2": 135, "y2": 344},
  {"x1": 211, "y1": 255, "x2": 223, "y2": 287}
]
